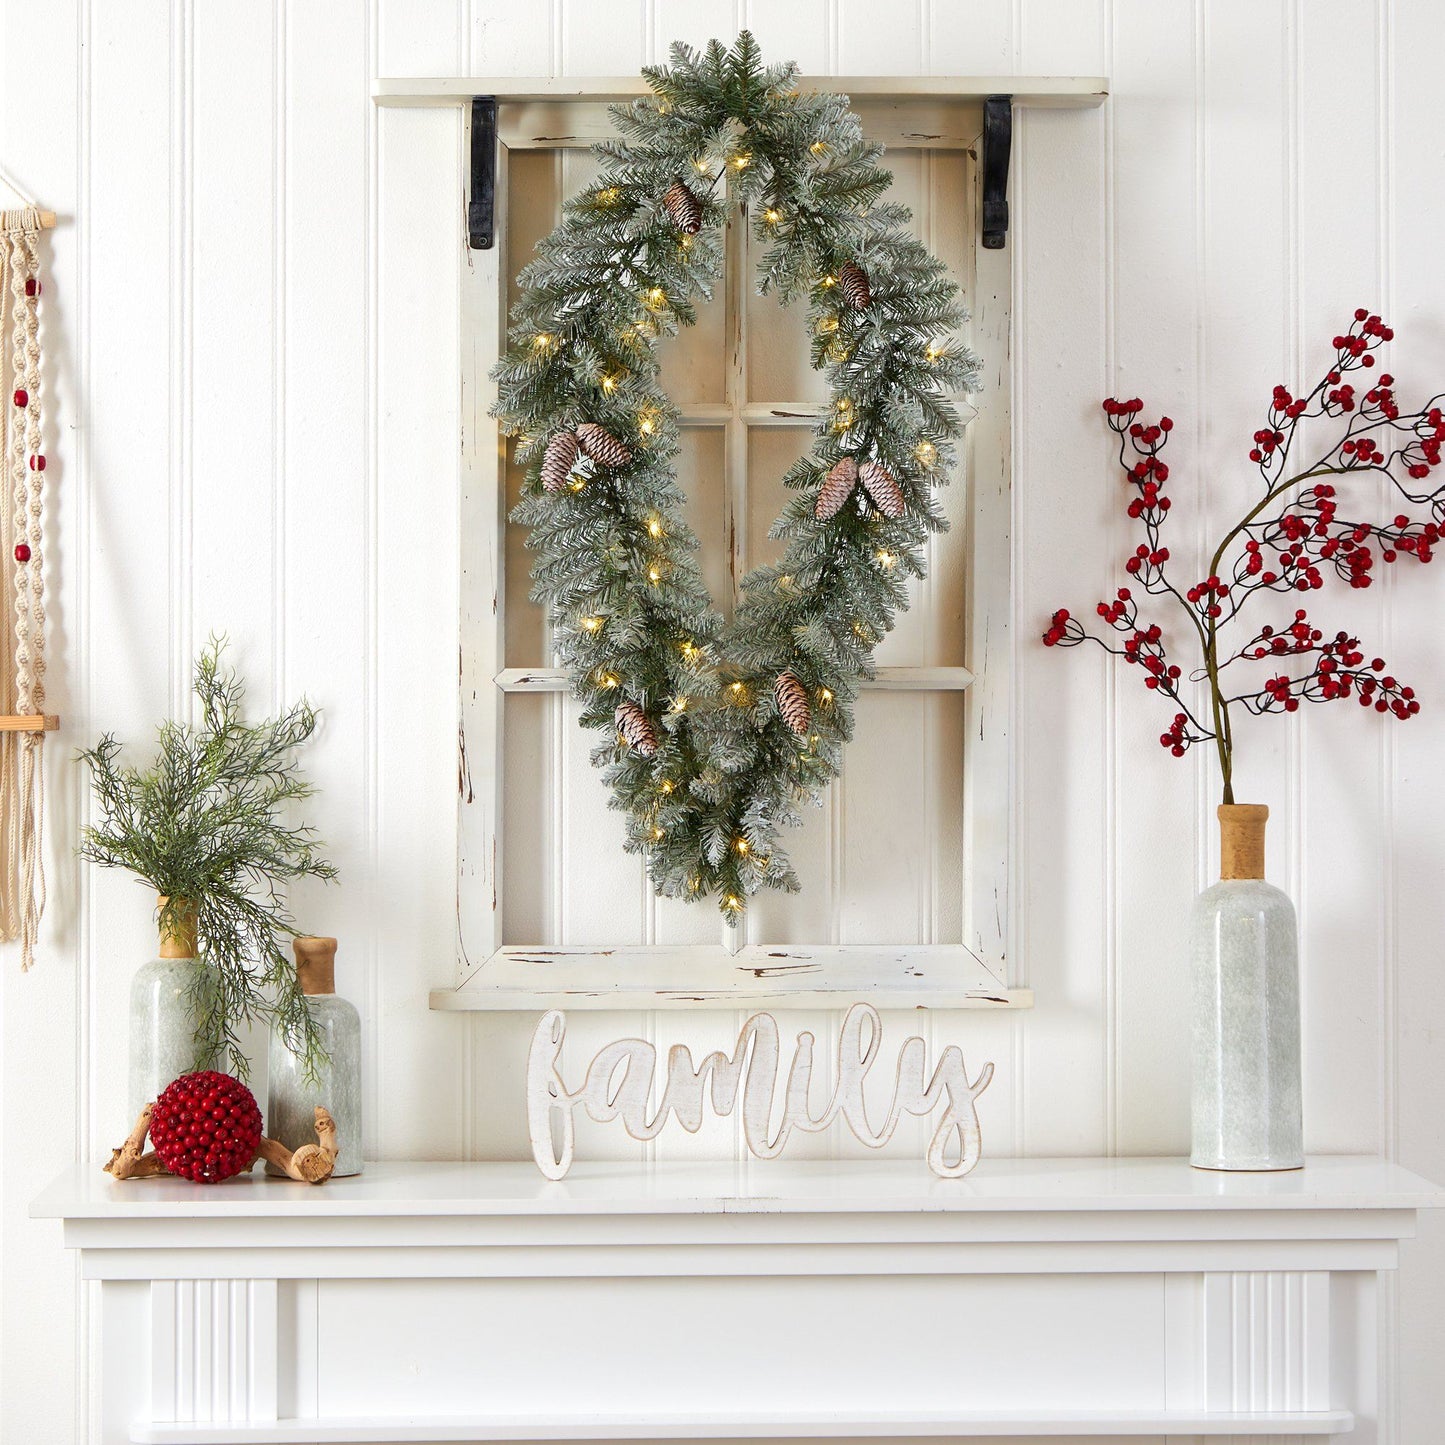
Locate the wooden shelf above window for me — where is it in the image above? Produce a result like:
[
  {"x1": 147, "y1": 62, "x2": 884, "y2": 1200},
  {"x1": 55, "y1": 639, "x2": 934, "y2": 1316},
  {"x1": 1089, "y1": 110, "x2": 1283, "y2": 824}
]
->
[
  {"x1": 372, "y1": 76, "x2": 1106, "y2": 154},
  {"x1": 372, "y1": 75, "x2": 1108, "y2": 107}
]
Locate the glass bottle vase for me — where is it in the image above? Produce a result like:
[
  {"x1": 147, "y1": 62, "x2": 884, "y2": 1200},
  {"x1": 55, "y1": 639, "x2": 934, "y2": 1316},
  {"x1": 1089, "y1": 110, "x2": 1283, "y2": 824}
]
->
[
  {"x1": 267, "y1": 936, "x2": 362, "y2": 1177},
  {"x1": 1190, "y1": 804, "x2": 1303, "y2": 1171},
  {"x1": 128, "y1": 897, "x2": 219, "y2": 1123}
]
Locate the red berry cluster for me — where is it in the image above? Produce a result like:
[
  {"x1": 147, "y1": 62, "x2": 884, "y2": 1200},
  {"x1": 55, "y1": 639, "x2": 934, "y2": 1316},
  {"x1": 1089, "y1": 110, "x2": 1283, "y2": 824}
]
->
[
  {"x1": 148, "y1": 1070, "x2": 263, "y2": 1184},
  {"x1": 1247, "y1": 624, "x2": 1418, "y2": 719},
  {"x1": 1185, "y1": 575, "x2": 1229, "y2": 617},
  {"x1": 1160, "y1": 712, "x2": 1193, "y2": 757},
  {"x1": 1044, "y1": 313, "x2": 1445, "y2": 784},
  {"x1": 1341, "y1": 435, "x2": 1383, "y2": 467},
  {"x1": 1041, "y1": 607, "x2": 1076, "y2": 647},
  {"x1": 1333, "y1": 308, "x2": 1393, "y2": 361}
]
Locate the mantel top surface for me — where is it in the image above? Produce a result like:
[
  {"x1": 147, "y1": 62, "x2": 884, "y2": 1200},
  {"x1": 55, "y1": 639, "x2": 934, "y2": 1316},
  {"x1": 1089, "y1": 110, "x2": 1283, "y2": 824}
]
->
[{"x1": 32, "y1": 1155, "x2": 1445, "y2": 1221}]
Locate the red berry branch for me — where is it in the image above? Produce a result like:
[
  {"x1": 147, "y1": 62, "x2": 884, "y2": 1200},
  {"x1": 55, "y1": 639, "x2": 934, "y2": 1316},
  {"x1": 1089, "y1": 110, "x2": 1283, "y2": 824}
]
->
[{"x1": 1043, "y1": 311, "x2": 1445, "y2": 803}]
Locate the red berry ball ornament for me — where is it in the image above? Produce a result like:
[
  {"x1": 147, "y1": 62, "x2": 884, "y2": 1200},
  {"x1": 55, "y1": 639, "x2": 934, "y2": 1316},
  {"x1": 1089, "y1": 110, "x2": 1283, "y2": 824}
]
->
[{"x1": 149, "y1": 1071, "x2": 263, "y2": 1184}]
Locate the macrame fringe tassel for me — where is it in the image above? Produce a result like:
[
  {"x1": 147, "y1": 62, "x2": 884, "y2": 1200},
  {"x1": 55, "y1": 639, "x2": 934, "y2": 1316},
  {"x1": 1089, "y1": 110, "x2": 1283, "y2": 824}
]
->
[{"x1": 1, "y1": 209, "x2": 49, "y2": 970}]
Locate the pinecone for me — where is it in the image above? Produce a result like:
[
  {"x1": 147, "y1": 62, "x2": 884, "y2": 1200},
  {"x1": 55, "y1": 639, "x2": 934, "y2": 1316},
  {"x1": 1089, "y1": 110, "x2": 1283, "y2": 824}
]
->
[
  {"x1": 775, "y1": 671, "x2": 811, "y2": 737},
  {"x1": 539, "y1": 430, "x2": 579, "y2": 492},
  {"x1": 615, "y1": 700, "x2": 658, "y2": 758},
  {"x1": 838, "y1": 261, "x2": 871, "y2": 310},
  {"x1": 662, "y1": 179, "x2": 703, "y2": 236},
  {"x1": 576, "y1": 422, "x2": 633, "y2": 471},
  {"x1": 860, "y1": 459, "x2": 905, "y2": 519},
  {"x1": 815, "y1": 455, "x2": 859, "y2": 520}
]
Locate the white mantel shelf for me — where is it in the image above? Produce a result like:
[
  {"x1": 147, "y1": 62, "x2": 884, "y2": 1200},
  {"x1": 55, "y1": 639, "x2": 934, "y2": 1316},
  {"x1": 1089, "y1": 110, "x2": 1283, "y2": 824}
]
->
[
  {"x1": 36, "y1": 1156, "x2": 1442, "y2": 1443},
  {"x1": 34, "y1": 1154, "x2": 1445, "y2": 1220}
]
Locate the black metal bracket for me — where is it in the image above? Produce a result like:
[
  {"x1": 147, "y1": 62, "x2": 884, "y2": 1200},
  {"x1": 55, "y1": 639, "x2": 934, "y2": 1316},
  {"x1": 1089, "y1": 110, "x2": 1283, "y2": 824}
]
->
[
  {"x1": 468, "y1": 96, "x2": 498, "y2": 250},
  {"x1": 981, "y1": 95, "x2": 1012, "y2": 250}
]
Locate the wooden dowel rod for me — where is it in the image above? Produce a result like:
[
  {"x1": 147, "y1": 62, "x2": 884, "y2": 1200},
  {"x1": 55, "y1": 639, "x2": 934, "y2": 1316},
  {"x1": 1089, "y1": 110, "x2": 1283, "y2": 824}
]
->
[
  {"x1": 0, "y1": 715, "x2": 58, "y2": 732},
  {"x1": 0, "y1": 211, "x2": 56, "y2": 230}
]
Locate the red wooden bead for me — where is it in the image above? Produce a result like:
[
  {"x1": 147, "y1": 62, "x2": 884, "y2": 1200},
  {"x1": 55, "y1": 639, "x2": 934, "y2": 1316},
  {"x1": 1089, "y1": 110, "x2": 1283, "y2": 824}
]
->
[
  {"x1": 23, "y1": 278, "x2": 39, "y2": 297},
  {"x1": 28, "y1": 455, "x2": 44, "y2": 471},
  {"x1": 13, "y1": 544, "x2": 30, "y2": 563},
  {"x1": 12, "y1": 389, "x2": 26, "y2": 408}
]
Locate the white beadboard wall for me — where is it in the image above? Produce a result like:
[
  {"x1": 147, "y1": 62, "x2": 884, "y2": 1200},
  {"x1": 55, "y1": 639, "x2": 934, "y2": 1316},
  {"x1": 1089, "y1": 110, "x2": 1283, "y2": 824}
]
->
[{"x1": 3, "y1": 0, "x2": 1444, "y2": 1441}]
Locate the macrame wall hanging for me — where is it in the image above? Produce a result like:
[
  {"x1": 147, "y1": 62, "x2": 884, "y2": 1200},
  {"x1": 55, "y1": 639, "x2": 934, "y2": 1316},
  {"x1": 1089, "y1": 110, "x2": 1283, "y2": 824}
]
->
[{"x1": 0, "y1": 183, "x2": 58, "y2": 971}]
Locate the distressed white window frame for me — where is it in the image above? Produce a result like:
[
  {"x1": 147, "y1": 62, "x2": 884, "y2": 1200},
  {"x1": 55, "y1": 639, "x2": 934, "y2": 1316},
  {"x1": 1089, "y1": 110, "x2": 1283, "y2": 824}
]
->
[{"x1": 371, "y1": 77, "x2": 1107, "y2": 1011}]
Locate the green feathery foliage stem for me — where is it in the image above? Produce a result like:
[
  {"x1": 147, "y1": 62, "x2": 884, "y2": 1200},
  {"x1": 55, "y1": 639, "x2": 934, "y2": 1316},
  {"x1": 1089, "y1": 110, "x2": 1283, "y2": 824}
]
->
[{"x1": 78, "y1": 639, "x2": 338, "y2": 1079}]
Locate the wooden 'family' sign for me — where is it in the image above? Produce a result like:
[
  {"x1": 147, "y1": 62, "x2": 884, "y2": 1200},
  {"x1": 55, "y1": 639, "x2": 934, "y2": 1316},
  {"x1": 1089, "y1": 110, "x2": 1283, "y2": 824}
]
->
[{"x1": 527, "y1": 1003, "x2": 994, "y2": 1180}]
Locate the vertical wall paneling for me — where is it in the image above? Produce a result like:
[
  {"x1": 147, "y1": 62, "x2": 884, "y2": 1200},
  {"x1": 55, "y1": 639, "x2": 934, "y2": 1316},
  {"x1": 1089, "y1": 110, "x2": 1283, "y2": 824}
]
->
[
  {"x1": 1294, "y1": 0, "x2": 1386, "y2": 1157},
  {"x1": 1199, "y1": 2, "x2": 1294, "y2": 871},
  {"x1": 837, "y1": 0, "x2": 922, "y2": 75},
  {"x1": 928, "y1": 0, "x2": 1014, "y2": 75},
  {"x1": 468, "y1": 0, "x2": 556, "y2": 75},
  {"x1": 189, "y1": 8, "x2": 278, "y2": 680},
  {"x1": 279, "y1": 13, "x2": 372, "y2": 887},
  {"x1": 1385, "y1": 4, "x2": 1445, "y2": 1441},
  {"x1": 1013, "y1": 6, "x2": 1110, "y2": 1155},
  {"x1": 370, "y1": 0, "x2": 469, "y2": 1162},
  {"x1": 739, "y1": 0, "x2": 832, "y2": 73},
  {"x1": 373, "y1": 99, "x2": 467, "y2": 1158},
  {"x1": 1107, "y1": 0, "x2": 1201, "y2": 1155},
  {"x1": 7, "y1": 1, "x2": 1445, "y2": 1439},
  {"x1": 282, "y1": 0, "x2": 373, "y2": 1142},
  {"x1": 560, "y1": 1, "x2": 646, "y2": 76}
]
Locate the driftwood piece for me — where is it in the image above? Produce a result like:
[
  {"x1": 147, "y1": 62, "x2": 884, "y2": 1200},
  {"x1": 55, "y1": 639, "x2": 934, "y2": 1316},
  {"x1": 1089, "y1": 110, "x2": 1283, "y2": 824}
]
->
[
  {"x1": 314, "y1": 1105, "x2": 338, "y2": 1163},
  {"x1": 256, "y1": 1108, "x2": 337, "y2": 1184},
  {"x1": 103, "y1": 1102, "x2": 340, "y2": 1185},
  {"x1": 104, "y1": 1104, "x2": 169, "y2": 1179}
]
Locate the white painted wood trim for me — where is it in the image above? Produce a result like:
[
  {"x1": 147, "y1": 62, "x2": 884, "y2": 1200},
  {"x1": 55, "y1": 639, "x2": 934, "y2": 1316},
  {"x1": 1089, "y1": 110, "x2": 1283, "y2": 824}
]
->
[
  {"x1": 126, "y1": 1407, "x2": 1352, "y2": 1442},
  {"x1": 720, "y1": 202, "x2": 751, "y2": 959},
  {"x1": 371, "y1": 76, "x2": 1110, "y2": 106},
  {"x1": 149, "y1": 1281, "x2": 278, "y2": 1426},
  {"x1": 457, "y1": 128, "x2": 509, "y2": 986},
  {"x1": 432, "y1": 944, "x2": 1029, "y2": 1010},
  {"x1": 495, "y1": 665, "x2": 976, "y2": 693},
  {"x1": 963, "y1": 142, "x2": 1014, "y2": 981}
]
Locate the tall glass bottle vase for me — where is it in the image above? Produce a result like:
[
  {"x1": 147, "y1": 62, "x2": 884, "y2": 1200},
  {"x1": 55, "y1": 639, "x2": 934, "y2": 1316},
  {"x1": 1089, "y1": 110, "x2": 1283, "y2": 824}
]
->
[
  {"x1": 267, "y1": 936, "x2": 363, "y2": 1177},
  {"x1": 128, "y1": 896, "x2": 219, "y2": 1123},
  {"x1": 1190, "y1": 804, "x2": 1303, "y2": 1171}
]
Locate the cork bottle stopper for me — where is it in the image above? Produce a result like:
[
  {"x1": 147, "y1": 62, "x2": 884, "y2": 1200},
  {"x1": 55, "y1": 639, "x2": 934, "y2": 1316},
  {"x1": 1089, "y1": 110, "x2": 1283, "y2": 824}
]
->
[
  {"x1": 294, "y1": 936, "x2": 337, "y2": 995},
  {"x1": 157, "y1": 896, "x2": 199, "y2": 959},
  {"x1": 1218, "y1": 804, "x2": 1268, "y2": 881}
]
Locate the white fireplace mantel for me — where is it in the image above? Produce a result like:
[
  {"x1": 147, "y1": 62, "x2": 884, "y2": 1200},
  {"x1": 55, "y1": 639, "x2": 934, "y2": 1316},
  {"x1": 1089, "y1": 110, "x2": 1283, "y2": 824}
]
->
[{"x1": 34, "y1": 1155, "x2": 1444, "y2": 1443}]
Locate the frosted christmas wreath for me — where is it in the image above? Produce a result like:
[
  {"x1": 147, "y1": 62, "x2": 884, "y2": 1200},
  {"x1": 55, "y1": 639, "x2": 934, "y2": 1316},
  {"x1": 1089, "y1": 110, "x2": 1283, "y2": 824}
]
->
[{"x1": 493, "y1": 34, "x2": 980, "y2": 919}]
